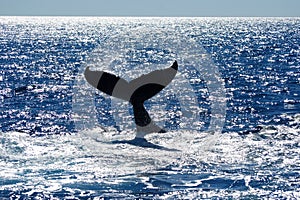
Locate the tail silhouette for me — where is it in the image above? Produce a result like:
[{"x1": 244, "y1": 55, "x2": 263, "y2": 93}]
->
[{"x1": 84, "y1": 61, "x2": 178, "y2": 138}]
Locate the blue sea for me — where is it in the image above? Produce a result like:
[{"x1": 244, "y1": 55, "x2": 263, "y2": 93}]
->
[{"x1": 0, "y1": 17, "x2": 299, "y2": 199}]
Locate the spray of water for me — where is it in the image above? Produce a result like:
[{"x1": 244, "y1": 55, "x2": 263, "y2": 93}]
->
[{"x1": 72, "y1": 19, "x2": 226, "y2": 153}]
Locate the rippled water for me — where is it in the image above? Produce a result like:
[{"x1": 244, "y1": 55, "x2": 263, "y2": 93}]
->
[{"x1": 0, "y1": 17, "x2": 299, "y2": 199}]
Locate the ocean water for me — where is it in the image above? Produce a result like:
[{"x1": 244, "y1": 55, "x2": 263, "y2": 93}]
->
[{"x1": 0, "y1": 17, "x2": 299, "y2": 199}]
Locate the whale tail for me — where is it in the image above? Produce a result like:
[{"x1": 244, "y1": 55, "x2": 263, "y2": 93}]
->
[{"x1": 84, "y1": 61, "x2": 178, "y2": 138}]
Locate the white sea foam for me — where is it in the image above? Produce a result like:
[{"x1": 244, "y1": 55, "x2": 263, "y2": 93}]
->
[{"x1": 1, "y1": 112, "x2": 299, "y2": 198}]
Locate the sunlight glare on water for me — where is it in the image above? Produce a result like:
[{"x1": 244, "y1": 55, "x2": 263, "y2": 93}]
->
[{"x1": 0, "y1": 17, "x2": 299, "y2": 199}]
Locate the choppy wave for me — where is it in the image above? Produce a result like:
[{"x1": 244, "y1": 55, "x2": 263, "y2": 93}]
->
[
  {"x1": 0, "y1": 17, "x2": 299, "y2": 199},
  {"x1": 0, "y1": 113, "x2": 299, "y2": 199}
]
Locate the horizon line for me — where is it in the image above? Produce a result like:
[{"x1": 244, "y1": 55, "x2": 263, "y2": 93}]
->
[{"x1": 0, "y1": 15, "x2": 299, "y2": 18}]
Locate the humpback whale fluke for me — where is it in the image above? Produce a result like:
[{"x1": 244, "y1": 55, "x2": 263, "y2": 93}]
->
[{"x1": 84, "y1": 61, "x2": 178, "y2": 139}]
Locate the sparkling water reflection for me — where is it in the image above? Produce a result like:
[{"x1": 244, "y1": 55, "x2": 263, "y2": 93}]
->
[{"x1": 0, "y1": 17, "x2": 299, "y2": 199}]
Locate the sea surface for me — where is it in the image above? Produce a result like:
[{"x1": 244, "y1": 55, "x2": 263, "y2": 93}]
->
[{"x1": 0, "y1": 17, "x2": 299, "y2": 199}]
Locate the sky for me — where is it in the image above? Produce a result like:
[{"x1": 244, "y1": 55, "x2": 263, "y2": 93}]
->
[{"x1": 0, "y1": 0, "x2": 299, "y2": 17}]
